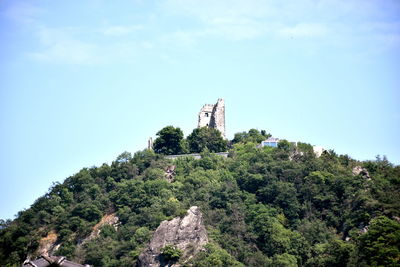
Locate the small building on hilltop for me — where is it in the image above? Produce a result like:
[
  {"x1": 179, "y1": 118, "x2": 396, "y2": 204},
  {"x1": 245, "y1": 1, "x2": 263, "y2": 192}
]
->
[
  {"x1": 198, "y1": 99, "x2": 226, "y2": 138},
  {"x1": 260, "y1": 137, "x2": 280, "y2": 148},
  {"x1": 259, "y1": 137, "x2": 296, "y2": 148},
  {"x1": 259, "y1": 137, "x2": 325, "y2": 157}
]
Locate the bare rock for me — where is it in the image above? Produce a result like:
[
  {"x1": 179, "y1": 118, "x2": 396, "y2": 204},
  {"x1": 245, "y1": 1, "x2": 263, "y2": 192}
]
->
[
  {"x1": 87, "y1": 213, "x2": 119, "y2": 240},
  {"x1": 165, "y1": 165, "x2": 176, "y2": 182},
  {"x1": 80, "y1": 213, "x2": 119, "y2": 245},
  {"x1": 37, "y1": 231, "x2": 59, "y2": 256},
  {"x1": 138, "y1": 206, "x2": 208, "y2": 267},
  {"x1": 352, "y1": 166, "x2": 371, "y2": 180}
]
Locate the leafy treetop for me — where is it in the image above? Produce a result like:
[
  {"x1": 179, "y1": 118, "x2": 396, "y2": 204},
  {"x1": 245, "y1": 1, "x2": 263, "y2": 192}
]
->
[{"x1": 153, "y1": 126, "x2": 185, "y2": 155}]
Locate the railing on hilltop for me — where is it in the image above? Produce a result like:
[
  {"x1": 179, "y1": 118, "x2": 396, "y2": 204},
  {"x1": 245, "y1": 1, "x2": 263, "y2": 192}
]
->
[{"x1": 165, "y1": 152, "x2": 229, "y2": 160}]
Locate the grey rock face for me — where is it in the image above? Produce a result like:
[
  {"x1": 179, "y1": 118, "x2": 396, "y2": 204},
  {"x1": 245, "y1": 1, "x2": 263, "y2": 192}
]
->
[
  {"x1": 352, "y1": 166, "x2": 371, "y2": 180},
  {"x1": 138, "y1": 206, "x2": 208, "y2": 267}
]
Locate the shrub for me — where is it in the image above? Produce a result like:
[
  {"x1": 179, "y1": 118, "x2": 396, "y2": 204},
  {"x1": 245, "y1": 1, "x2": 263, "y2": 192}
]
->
[{"x1": 161, "y1": 245, "x2": 183, "y2": 262}]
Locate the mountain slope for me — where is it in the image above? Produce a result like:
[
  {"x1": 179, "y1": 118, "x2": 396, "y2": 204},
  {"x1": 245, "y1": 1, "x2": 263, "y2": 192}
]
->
[{"x1": 1, "y1": 142, "x2": 399, "y2": 266}]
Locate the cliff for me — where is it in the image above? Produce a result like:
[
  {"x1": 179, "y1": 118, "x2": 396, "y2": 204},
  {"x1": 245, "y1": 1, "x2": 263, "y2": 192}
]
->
[{"x1": 137, "y1": 206, "x2": 208, "y2": 267}]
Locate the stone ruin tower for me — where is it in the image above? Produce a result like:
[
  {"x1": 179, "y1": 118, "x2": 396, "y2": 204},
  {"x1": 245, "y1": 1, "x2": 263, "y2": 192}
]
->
[{"x1": 198, "y1": 98, "x2": 226, "y2": 138}]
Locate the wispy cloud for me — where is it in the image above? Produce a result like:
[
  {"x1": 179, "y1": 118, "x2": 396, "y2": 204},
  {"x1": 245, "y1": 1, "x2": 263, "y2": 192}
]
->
[
  {"x1": 162, "y1": 0, "x2": 269, "y2": 41},
  {"x1": 278, "y1": 23, "x2": 329, "y2": 38},
  {"x1": 2, "y1": 2, "x2": 151, "y2": 65},
  {"x1": 2, "y1": 2, "x2": 44, "y2": 24},
  {"x1": 99, "y1": 25, "x2": 144, "y2": 36},
  {"x1": 29, "y1": 27, "x2": 146, "y2": 65},
  {"x1": 161, "y1": 0, "x2": 400, "y2": 48},
  {"x1": 358, "y1": 21, "x2": 400, "y2": 51},
  {"x1": 30, "y1": 40, "x2": 97, "y2": 64},
  {"x1": 28, "y1": 27, "x2": 97, "y2": 64},
  {"x1": 206, "y1": 17, "x2": 267, "y2": 40},
  {"x1": 4, "y1": 0, "x2": 399, "y2": 65}
]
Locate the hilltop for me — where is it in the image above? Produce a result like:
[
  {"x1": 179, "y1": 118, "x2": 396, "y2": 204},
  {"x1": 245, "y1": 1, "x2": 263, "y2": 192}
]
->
[{"x1": 1, "y1": 128, "x2": 399, "y2": 266}]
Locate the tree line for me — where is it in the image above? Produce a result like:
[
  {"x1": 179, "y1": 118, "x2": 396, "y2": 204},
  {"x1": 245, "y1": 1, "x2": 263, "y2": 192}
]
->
[{"x1": 152, "y1": 125, "x2": 271, "y2": 155}]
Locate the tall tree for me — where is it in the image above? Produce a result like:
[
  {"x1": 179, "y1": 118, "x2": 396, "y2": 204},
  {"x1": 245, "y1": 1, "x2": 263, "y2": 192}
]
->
[
  {"x1": 187, "y1": 127, "x2": 227, "y2": 153},
  {"x1": 153, "y1": 126, "x2": 184, "y2": 155}
]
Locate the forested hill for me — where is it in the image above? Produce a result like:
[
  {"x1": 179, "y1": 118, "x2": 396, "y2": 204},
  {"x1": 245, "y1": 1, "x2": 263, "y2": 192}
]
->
[{"x1": 1, "y1": 128, "x2": 400, "y2": 266}]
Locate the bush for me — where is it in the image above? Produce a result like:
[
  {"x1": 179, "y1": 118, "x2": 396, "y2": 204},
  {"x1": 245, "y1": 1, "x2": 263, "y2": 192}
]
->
[{"x1": 161, "y1": 245, "x2": 183, "y2": 262}]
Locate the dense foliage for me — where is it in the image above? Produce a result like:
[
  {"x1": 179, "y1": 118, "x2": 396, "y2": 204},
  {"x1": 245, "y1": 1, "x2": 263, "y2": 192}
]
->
[
  {"x1": 153, "y1": 125, "x2": 227, "y2": 155},
  {"x1": 187, "y1": 127, "x2": 228, "y2": 153},
  {"x1": 232, "y1": 128, "x2": 271, "y2": 144},
  {"x1": 153, "y1": 126, "x2": 186, "y2": 155},
  {"x1": 1, "y1": 131, "x2": 399, "y2": 267},
  {"x1": 160, "y1": 245, "x2": 182, "y2": 262}
]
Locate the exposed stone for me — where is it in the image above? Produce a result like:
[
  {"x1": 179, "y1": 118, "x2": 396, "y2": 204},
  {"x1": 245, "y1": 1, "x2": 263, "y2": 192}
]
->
[
  {"x1": 32, "y1": 214, "x2": 119, "y2": 261},
  {"x1": 312, "y1": 146, "x2": 325, "y2": 157},
  {"x1": 37, "y1": 230, "x2": 59, "y2": 256},
  {"x1": 138, "y1": 206, "x2": 208, "y2": 267},
  {"x1": 80, "y1": 213, "x2": 119, "y2": 245},
  {"x1": 164, "y1": 165, "x2": 176, "y2": 182},
  {"x1": 352, "y1": 166, "x2": 371, "y2": 180},
  {"x1": 352, "y1": 166, "x2": 363, "y2": 175},
  {"x1": 198, "y1": 99, "x2": 226, "y2": 139}
]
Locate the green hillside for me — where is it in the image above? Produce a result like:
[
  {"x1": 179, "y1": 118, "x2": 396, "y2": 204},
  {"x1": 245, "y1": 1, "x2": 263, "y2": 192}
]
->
[{"x1": 1, "y1": 128, "x2": 399, "y2": 266}]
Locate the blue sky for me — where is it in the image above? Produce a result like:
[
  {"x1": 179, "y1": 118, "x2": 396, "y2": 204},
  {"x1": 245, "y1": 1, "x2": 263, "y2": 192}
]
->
[{"x1": 1, "y1": 0, "x2": 399, "y2": 220}]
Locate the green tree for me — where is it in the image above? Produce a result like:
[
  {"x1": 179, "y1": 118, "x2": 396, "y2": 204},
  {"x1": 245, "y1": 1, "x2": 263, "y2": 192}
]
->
[
  {"x1": 272, "y1": 253, "x2": 297, "y2": 267},
  {"x1": 353, "y1": 216, "x2": 400, "y2": 266},
  {"x1": 306, "y1": 239, "x2": 354, "y2": 267},
  {"x1": 232, "y1": 128, "x2": 271, "y2": 144},
  {"x1": 153, "y1": 126, "x2": 184, "y2": 155},
  {"x1": 116, "y1": 151, "x2": 132, "y2": 163},
  {"x1": 187, "y1": 127, "x2": 227, "y2": 153},
  {"x1": 189, "y1": 243, "x2": 244, "y2": 267},
  {"x1": 257, "y1": 181, "x2": 301, "y2": 222},
  {"x1": 161, "y1": 245, "x2": 183, "y2": 262}
]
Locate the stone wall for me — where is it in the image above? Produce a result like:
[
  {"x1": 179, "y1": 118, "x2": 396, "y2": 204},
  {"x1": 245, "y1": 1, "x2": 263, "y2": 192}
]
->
[{"x1": 165, "y1": 152, "x2": 228, "y2": 160}]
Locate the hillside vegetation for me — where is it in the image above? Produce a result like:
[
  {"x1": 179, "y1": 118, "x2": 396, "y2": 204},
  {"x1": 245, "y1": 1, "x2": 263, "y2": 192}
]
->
[{"x1": 1, "y1": 128, "x2": 399, "y2": 266}]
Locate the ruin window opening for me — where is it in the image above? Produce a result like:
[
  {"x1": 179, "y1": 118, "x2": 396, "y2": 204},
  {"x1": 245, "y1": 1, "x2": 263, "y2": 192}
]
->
[{"x1": 205, "y1": 113, "x2": 209, "y2": 117}]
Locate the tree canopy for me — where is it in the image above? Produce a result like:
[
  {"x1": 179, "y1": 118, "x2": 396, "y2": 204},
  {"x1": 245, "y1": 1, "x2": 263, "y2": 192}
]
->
[
  {"x1": 153, "y1": 126, "x2": 185, "y2": 155},
  {"x1": 232, "y1": 128, "x2": 271, "y2": 144},
  {"x1": 187, "y1": 127, "x2": 227, "y2": 153}
]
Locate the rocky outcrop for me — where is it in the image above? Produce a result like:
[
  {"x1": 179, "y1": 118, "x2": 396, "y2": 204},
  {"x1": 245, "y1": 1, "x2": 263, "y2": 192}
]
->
[
  {"x1": 37, "y1": 230, "x2": 60, "y2": 256},
  {"x1": 164, "y1": 165, "x2": 176, "y2": 182},
  {"x1": 80, "y1": 213, "x2": 119, "y2": 245},
  {"x1": 87, "y1": 213, "x2": 119, "y2": 240},
  {"x1": 138, "y1": 206, "x2": 208, "y2": 267},
  {"x1": 352, "y1": 166, "x2": 371, "y2": 180},
  {"x1": 35, "y1": 214, "x2": 119, "y2": 258},
  {"x1": 313, "y1": 146, "x2": 325, "y2": 157}
]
